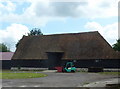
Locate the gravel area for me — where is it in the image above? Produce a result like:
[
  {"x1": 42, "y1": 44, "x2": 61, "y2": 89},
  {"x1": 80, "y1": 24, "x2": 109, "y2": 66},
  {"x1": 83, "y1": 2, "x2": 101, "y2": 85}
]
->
[{"x1": 2, "y1": 72, "x2": 118, "y2": 87}]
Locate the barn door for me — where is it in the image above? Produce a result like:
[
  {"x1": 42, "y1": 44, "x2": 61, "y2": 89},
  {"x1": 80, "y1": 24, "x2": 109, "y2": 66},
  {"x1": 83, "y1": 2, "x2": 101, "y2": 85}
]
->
[{"x1": 46, "y1": 52, "x2": 63, "y2": 70}]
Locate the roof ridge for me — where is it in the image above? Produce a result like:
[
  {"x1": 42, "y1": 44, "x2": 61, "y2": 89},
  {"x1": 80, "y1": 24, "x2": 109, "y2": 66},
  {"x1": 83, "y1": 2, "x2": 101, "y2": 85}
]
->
[
  {"x1": 45, "y1": 31, "x2": 99, "y2": 36},
  {"x1": 25, "y1": 31, "x2": 99, "y2": 37}
]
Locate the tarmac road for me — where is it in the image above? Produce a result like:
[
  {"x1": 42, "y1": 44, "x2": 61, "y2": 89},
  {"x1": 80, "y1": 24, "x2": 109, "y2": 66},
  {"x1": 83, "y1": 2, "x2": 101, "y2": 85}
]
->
[{"x1": 1, "y1": 72, "x2": 119, "y2": 87}]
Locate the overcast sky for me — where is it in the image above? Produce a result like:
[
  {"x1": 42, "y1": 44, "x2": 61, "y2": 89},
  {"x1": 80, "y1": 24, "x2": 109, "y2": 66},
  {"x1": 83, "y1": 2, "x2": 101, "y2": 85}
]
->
[{"x1": 0, "y1": 0, "x2": 119, "y2": 52}]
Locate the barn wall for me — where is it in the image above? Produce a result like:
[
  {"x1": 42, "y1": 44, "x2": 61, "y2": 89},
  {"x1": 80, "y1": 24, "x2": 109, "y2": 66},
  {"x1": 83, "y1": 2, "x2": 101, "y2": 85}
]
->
[
  {"x1": 47, "y1": 52, "x2": 63, "y2": 69},
  {"x1": 11, "y1": 60, "x2": 48, "y2": 68},
  {"x1": 1, "y1": 60, "x2": 11, "y2": 69},
  {"x1": 61, "y1": 59, "x2": 120, "y2": 68},
  {"x1": 1, "y1": 59, "x2": 120, "y2": 69}
]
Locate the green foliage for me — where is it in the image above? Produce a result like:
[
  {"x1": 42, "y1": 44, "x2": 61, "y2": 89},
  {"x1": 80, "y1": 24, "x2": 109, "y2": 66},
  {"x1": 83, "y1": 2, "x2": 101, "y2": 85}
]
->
[
  {"x1": 99, "y1": 72, "x2": 120, "y2": 75},
  {"x1": 28, "y1": 28, "x2": 43, "y2": 36},
  {"x1": 0, "y1": 43, "x2": 11, "y2": 52},
  {"x1": 16, "y1": 39, "x2": 21, "y2": 48},
  {"x1": 16, "y1": 28, "x2": 43, "y2": 48},
  {"x1": 0, "y1": 72, "x2": 47, "y2": 79},
  {"x1": 112, "y1": 39, "x2": 120, "y2": 51}
]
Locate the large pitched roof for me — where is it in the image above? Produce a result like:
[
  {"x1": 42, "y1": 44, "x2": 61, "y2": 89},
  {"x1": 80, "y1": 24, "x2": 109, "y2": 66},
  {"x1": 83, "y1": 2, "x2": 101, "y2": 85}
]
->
[{"x1": 12, "y1": 31, "x2": 119, "y2": 60}]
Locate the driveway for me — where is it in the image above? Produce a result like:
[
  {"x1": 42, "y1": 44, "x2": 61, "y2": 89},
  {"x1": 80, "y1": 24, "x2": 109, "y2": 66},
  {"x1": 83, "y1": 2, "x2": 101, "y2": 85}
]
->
[{"x1": 2, "y1": 72, "x2": 118, "y2": 87}]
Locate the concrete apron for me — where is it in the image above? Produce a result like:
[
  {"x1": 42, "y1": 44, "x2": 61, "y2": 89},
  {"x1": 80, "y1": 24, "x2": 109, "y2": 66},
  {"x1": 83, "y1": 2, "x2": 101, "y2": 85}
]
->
[{"x1": 78, "y1": 78, "x2": 119, "y2": 88}]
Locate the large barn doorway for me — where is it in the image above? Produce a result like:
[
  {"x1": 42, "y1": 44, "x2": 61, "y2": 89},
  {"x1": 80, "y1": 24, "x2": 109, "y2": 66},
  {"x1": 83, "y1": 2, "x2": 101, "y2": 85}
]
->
[{"x1": 46, "y1": 52, "x2": 64, "y2": 70}]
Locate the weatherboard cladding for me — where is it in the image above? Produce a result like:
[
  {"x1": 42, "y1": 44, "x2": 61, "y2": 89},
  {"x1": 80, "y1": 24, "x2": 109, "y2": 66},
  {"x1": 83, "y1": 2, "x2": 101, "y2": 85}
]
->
[{"x1": 12, "y1": 31, "x2": 119, "y2": 60}]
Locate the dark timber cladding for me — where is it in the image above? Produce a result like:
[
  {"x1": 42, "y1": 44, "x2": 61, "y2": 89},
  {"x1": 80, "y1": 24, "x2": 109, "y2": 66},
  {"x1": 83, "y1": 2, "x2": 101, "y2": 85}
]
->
[
  {"x1": 46, "y1": 52, "x2": 63, "y2": 69},
  {"x1": 12, "y1": 31, "x2": 119, "y2": 60}
]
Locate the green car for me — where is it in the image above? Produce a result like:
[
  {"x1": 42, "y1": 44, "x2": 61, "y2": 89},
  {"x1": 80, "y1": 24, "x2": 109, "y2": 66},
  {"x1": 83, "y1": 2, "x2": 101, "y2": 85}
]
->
[{"x1": 63, "y1": 62, "x2": 76, "y2": 72}]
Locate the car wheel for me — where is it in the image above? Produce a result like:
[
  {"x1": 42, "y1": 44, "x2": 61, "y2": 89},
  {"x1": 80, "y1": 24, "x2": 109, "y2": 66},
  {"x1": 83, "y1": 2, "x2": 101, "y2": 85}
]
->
[{"x1": 71, "y1": 70, "x2": 75, "y2": 72}]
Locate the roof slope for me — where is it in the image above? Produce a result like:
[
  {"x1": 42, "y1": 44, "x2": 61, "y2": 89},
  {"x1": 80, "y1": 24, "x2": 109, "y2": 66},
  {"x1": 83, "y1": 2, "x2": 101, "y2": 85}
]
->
[
  {"x1": 12, "y1": 31, "x2": 119, "y2": 60},
  {"x1": 0, "y1": 52, "x2": 14, "y2": 60}
]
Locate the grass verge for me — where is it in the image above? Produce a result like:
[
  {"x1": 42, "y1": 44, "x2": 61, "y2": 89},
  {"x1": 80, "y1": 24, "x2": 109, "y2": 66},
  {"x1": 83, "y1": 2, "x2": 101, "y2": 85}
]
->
[
  {"x1": 0, "y1": 72, "x2": 47, "y2": 79},
  {"x1": 99, "y1": 72, "x2": 120, "y2": 75}
]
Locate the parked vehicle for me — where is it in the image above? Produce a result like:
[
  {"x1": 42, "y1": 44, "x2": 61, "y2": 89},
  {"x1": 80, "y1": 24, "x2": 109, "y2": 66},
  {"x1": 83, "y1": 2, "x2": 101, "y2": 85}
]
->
[{"x1": 55, "y1": 62, "x2": 76, "y2": 72}]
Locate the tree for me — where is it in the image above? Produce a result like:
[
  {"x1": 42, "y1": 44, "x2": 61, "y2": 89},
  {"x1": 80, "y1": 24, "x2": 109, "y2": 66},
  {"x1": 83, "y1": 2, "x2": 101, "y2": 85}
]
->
[
  {"x1": 0, "y1": 43, "x2": 11, "y2": 52},
  {"x1": 28, "y1": 28, "x2": 43, "y2": 36},
  {"x1": 112, "y1": 39, "x2": 120, "y2": 51},
  {"x1": 16, "y1": 40, "x2": 20, "y2": 48},
  {"x1": 16, "y1": 28, "x2": 43, "y2": 48}
]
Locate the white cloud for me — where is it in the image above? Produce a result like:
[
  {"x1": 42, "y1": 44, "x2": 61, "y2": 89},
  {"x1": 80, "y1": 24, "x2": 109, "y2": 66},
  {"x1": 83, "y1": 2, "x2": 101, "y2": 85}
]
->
[
  {"x1": 23, "y1": 0, "x2": 118, "y2": 19},
  {"x1": 0, "y1": 24, "x2": 29, "y2": 51},
  {"x1": 0, "y1": 0, "x2": 119, "y2": 27},
  {"x1": 0, "y1": 0, "x2": 118, "y2": 51},
  {"x1": 0, "y1": 0, "x2": 16, "y2": 15},
  {"x1": 85, "y1": 22, "x2": 118, "y2": 45}
]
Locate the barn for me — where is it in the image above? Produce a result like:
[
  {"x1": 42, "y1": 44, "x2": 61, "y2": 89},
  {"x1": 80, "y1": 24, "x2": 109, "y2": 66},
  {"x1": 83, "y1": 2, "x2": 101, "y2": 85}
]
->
[
  {"x1": 12, "y1": 31, "x2": 120, "y2": 69},
  {"x1": 0, "y1": 52, "x2": 14, "y2": 69}
]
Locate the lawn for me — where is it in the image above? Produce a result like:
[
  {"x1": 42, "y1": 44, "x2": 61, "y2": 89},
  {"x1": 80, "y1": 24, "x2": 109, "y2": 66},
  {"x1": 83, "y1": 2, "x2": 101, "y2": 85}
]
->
[
  {"x1": 0, "y1": 72, "x2": 47, "y2": 79},
  {"x1": 99, "y1": 72, "x2": 120, "y2": 75}
]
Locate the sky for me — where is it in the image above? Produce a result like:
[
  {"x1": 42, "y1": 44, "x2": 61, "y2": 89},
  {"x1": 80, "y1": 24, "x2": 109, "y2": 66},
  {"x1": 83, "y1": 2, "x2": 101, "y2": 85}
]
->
[{"x1": 0, "y1": 0, "x2": 119, "y2": 52}]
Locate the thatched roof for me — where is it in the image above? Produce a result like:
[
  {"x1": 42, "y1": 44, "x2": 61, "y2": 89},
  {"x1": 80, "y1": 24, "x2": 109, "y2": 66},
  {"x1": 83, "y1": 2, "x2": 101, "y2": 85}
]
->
[{"x1": 12, "y1": 31, "x2": 119, "y2": 60}]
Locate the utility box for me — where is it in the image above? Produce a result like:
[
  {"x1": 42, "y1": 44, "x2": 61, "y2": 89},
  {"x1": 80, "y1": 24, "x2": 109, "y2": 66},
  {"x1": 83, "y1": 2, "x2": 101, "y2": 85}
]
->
[{"x1": 55, "y1": 66, "x2": 63, "y2": 72}]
